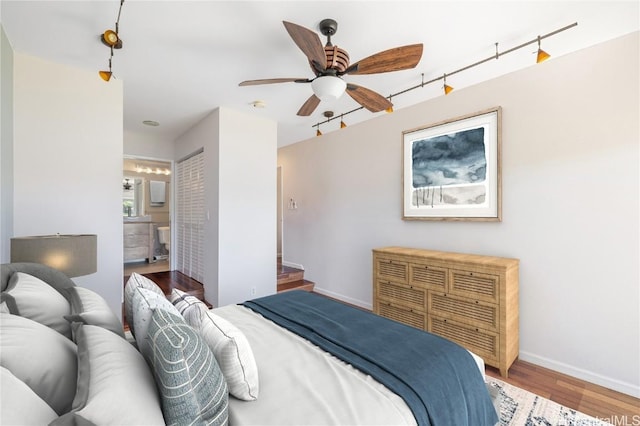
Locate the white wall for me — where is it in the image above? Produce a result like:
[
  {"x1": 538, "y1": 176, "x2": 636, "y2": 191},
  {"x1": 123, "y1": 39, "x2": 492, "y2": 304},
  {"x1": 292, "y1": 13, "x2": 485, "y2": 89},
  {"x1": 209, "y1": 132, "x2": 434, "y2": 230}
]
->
[
  {"x1": 12, "y1": 53, "x2": 124, "y2": 317},
  {"x1": 217, "y1": 107, "x2": 277, "y2": 305},
  {"x1": 124, "y1": 129, "x2": 175, "y2": 160},
  {"x1": 278, "y1": 32, "x2": 639, "y2": 396},
  {"x1": 0, "y1": 25, "x2": 14, "y2": 263},
  {"x1": 176, "y1": 107, "x2": 277, "y2": 307}
]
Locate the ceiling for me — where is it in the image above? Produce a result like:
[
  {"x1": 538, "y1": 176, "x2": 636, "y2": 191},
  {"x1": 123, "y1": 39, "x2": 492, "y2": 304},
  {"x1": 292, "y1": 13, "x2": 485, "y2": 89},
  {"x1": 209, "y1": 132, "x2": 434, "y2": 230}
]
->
[{"x1": 1, "y1": 1, "x2": 638, "y2": 147}]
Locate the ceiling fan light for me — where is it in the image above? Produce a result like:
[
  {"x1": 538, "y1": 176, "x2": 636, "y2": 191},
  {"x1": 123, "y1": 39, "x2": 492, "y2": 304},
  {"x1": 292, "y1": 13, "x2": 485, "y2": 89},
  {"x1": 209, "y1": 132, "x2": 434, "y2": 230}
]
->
[
  {"x1": 311, "y1": 76, "x2": 347, "y2": 102},
  {"x1": 99, "y1": 70, "x2": 112, "y2": 81}
]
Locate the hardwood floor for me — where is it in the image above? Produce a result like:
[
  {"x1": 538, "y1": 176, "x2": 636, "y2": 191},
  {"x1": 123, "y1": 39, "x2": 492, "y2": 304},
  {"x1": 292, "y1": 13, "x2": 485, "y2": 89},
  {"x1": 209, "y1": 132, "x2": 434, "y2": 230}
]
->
[
  {"x1": 130, "y1": 270, "x2": 639, "y2": 421},
  {"x1": 486, "y1": 360, "x2": 639, "y2": 421}
]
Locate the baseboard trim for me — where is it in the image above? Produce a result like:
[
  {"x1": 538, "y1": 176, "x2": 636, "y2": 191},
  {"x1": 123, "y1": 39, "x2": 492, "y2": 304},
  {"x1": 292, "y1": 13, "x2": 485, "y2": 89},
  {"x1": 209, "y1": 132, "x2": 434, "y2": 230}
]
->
[
  {"x1": 312, "y1": 287, "x2": 372, "y2": 311},
  {"x1": 281, "y1": 260, "x2": 304, "y2": 270},
  {"x1": 519, "y1": 351, "x2": 640, "y2": 398}
]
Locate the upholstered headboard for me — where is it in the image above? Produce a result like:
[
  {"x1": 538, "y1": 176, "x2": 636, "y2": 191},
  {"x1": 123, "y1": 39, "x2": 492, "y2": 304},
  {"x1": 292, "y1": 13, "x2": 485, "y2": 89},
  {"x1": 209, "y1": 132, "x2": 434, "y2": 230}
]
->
[{"x1": 1, "y1": 263, "x2": 75, "y2": 294}]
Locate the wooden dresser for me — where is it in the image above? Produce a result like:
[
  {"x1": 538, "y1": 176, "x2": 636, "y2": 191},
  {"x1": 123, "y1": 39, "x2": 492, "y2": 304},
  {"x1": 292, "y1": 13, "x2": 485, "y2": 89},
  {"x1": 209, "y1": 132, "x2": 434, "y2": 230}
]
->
[{"x1": 372, "y1": 246, "x2": 519, "y2": 377}]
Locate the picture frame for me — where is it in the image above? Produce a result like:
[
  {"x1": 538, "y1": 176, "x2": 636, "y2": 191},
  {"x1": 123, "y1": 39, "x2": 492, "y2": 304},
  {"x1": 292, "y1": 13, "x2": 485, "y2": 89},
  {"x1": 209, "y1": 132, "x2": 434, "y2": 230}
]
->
[{"x1": 402, "y1": 107, "x2": 502, "y2": 221}]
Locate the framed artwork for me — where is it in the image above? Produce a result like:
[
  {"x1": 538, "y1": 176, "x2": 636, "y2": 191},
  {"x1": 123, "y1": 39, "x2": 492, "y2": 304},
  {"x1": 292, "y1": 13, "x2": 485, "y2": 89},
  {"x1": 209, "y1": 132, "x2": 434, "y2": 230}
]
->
[{"x1": 402, "y1": 107, "x2": 502, "y2": 221}]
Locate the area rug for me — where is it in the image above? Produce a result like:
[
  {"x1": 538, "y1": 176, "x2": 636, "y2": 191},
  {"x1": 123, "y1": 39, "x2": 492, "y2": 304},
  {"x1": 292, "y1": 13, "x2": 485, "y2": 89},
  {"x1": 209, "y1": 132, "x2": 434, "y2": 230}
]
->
[{"x1": 487, "y1": 377, "x2": 612, "y2": 426}]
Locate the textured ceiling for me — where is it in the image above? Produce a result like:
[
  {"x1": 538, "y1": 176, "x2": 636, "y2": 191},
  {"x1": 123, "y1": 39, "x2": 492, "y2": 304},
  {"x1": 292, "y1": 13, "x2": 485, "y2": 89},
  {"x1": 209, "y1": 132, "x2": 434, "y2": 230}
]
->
[{"x1": 2, "y1": 1, "x2": 638, "y2": 147}]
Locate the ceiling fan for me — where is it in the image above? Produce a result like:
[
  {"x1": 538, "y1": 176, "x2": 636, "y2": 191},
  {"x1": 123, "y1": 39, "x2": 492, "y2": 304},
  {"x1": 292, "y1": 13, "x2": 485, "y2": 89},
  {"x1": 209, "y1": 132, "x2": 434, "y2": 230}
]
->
[{"x1": 239, "y1": 19, "x2": 423, "y2": 116}]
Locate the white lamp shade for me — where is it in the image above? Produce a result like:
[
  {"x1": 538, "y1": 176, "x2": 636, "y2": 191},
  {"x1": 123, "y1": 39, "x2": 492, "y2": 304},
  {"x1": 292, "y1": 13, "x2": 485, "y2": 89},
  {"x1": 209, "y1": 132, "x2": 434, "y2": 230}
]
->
[{"x1": 311, "y1": 76, "x2": 347, "y2": 102}]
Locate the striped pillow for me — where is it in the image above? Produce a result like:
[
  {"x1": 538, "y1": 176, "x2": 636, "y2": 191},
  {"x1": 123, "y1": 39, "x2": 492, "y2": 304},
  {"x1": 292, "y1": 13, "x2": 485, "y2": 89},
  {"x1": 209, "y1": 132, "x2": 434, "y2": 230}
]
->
[
  {"x1": 169, "y1": 288, "x2": 208, "y2": 326},
  {"x1": 147, "y1": 308, "x2": 228, "y2": 426}
]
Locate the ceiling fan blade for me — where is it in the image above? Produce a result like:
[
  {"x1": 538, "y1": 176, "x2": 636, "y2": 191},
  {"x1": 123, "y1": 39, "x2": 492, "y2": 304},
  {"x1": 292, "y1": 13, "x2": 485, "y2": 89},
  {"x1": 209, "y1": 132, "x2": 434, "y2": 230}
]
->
[
  {"x1": 296, "y1": 94, "x2": 321, "y2": 116},
  {"x1": 239, "y1": 78, "x2": 310, "y2": 86},
  {"x1": 346, "y1": 83, "x2": 392, "y2": 113},
  {"x1": 283, "y1": 21, "x2": 327, "y2": 71},
  {"x1": 344, "y1": 44, "x2": 423, "y2": 75}
]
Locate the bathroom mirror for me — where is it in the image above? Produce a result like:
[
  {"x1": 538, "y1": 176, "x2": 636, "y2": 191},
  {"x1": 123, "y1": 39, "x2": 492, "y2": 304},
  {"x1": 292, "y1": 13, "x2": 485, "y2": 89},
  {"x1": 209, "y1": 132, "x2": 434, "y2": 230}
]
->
[{"x1": 123, "y1": 177, "x2": 145, "y2": 217}]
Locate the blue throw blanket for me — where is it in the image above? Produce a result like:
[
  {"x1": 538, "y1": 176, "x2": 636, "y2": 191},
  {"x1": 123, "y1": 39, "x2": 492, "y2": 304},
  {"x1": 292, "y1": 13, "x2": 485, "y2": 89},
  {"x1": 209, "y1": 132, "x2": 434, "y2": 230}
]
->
[{"x1": 243, "y1": 291, "x2": 498, "y2": 426}]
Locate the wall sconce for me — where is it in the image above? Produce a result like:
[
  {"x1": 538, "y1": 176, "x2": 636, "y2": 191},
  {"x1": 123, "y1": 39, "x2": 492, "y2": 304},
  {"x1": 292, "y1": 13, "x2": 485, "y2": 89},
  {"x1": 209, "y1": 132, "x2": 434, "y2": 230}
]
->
[{"x1": 11, "y1": 234, "x2": 98, "y2": 278}]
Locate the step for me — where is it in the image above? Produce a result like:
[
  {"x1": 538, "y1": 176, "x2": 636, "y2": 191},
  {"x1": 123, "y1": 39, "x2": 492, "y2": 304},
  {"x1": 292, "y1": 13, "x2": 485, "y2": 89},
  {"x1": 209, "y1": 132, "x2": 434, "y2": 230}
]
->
[
  {"x1": 277, "y1": 265, "x2": 305, "y2": 285},
  {"x1": 277, "y1": 279, "x2": 315, "y2": 293}
]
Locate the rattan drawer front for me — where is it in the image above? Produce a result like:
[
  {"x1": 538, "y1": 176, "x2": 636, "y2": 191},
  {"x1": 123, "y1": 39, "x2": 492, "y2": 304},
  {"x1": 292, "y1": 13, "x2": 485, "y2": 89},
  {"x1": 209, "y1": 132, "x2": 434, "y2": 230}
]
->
[
  {"x1": 429, "y1": 293, "x2": 498, "y2": 332},
  {"x1": 410, "y1": 264, "x2": 447, "y2": 290},
  {"x1": 450, "y1": 270, "x2": 499, "y2": 303},
  {"x1": 377, "y1": 301, "x2": 426, "y2": 330},
  {"x1": 429, "y1": 315, "x2": 499, "y2": 363},
  {"x1": 376, "y1": 258, "x2": 408, "y2": 283},
  {"x1": 377, "y1": 280, "x2": 426, "y2": 312}
]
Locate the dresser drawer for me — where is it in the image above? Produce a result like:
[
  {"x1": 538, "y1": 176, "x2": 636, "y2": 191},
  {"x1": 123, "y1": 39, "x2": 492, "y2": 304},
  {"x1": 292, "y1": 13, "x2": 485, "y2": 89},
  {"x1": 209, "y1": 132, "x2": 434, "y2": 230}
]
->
[
  {"x1": 375, "y1": 257, "x2": 408, "y2": 284},
  {"x1": 429, "y1": 292, "x2": 498, "y2": 332},
  {"x1": 409, "y1": 263, "x2": 447, "y2": 291},
  {"x1": 124, "y1": 246, "x2": 149, "y2": 261},
  {"x1": 376, "y1": 300, "x2": 426, "y2": 330},
  {"x1": 123, "y1": 223, "x2": 151, "y2": 236},
  {"x1": 429, "y1": 315, "x2": 499, "y2": 364},
  {"x1": 376, "y1": 280, "x2": 426, "y2": 312},
  {"x1": 449, "y1": 269, "x2": 499, "y2": 303}
]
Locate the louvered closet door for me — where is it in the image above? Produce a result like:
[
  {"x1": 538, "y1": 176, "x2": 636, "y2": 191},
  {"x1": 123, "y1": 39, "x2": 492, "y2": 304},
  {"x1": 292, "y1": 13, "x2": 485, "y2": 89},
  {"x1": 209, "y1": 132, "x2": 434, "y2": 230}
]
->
[{"x1": 176, "y1": 150, "x2": 204, "y2": 283}]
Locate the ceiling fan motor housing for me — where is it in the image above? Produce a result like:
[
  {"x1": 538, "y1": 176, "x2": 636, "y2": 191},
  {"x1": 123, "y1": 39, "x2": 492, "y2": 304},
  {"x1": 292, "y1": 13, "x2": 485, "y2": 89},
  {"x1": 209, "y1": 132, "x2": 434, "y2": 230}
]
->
[{"x1": 325, "y1": 46, "x2": 349, "y2": 73}]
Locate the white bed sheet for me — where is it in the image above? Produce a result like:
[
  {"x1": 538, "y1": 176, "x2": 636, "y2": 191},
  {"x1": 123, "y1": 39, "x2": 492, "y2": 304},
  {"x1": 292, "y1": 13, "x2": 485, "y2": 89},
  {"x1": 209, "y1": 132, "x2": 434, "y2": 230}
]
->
[{"x1": 212, "y1": 304, "x2": 485, "y2": 426}]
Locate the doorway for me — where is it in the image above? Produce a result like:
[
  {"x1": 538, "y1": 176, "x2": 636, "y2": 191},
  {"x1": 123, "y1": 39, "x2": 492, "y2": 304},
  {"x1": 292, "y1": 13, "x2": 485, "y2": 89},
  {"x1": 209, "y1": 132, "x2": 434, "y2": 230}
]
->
[{"x1": 123, "y1": 156, "x2": 173, "y2": 277}]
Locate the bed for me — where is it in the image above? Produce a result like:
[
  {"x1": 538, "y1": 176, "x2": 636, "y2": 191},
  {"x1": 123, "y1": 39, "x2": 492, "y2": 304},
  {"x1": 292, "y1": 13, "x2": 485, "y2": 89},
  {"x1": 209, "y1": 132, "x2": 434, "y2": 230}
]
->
[{"x1": 208, "y1": 290, "x2": 498, "y2": 426}]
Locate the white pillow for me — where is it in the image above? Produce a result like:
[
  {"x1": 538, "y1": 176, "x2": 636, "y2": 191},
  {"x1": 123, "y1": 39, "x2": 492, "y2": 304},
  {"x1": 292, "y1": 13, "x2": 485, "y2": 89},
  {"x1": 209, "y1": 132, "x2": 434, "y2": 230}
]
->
[
  {"x1": 0, "y1": 366, "x2": 58, "y2": 425},
  {"x1": 0, "y1": 313, "x2": 77, "y2": 415},
  {"x1": 123, "y1": 272, "x2": 164, "y2": 336},
  {"x1": 197, "y1": 309, "x2": 260, "y2": 401},
  {"x1": 64, "y1": 286, "x2": 125, "y2": 338},
  {"x1": 0, "y1": 272, "x2": 71, "y2": 338},
  {"x1": 51, "y1": 324, "x2": 165, "y2": 426}
]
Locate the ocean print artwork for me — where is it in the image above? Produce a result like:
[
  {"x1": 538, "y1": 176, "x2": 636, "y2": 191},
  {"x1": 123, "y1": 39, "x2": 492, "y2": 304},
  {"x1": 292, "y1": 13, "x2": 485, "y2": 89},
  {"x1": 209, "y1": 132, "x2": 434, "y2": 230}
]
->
[{"x1": 411, "y1": 127, "x2": 487, "y2": 208}]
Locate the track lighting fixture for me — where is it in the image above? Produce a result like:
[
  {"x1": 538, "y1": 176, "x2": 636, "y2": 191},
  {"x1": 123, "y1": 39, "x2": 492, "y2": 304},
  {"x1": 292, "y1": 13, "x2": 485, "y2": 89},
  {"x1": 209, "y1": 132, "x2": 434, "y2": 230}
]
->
[
  {"x1": 312, "y1": 22, "x2": 577, "y2": 133},
  {"x1": 99, "y1": 56, "x2": 113, "y2": 81},
  {"x1": 536, "y1": 36, "x2": 551, "y2": 63},
  {"x1": 98, "y1": 0, "x2": 125, "y2": 81},
  {"x1": 385, "y1": 96, "x2": 394, "y2": 113},
  {"x1": 443, "y1": 74, "x2": 454, "y2": 95},
  {"x1": 340, "y1": 118, "x2": 347, "y2": 128}
]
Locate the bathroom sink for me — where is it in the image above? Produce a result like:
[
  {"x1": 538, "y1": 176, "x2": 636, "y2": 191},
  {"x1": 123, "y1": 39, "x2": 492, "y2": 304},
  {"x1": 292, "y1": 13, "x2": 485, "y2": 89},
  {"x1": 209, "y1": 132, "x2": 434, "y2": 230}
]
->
[{"x1": 123, "y1": 215, "x2": 152, "y2": 222}]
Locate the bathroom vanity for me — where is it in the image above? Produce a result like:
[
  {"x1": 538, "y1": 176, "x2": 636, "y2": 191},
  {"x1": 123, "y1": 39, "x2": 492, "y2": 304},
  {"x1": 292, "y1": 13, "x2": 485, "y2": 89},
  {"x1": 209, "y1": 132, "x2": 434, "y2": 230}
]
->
[{"x1": 123, "y1": 220, "x2": 155, "y2": 263}]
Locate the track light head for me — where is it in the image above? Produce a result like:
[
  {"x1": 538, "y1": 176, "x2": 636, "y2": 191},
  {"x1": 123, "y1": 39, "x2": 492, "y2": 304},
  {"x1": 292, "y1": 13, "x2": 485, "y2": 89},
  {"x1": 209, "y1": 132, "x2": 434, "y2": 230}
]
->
[
  {"x1": 536, "y1": 36, "x2": 550, "y2": 63},
  {"x1": 99, "y1": 71, "x2": 113, "y2": 81}
]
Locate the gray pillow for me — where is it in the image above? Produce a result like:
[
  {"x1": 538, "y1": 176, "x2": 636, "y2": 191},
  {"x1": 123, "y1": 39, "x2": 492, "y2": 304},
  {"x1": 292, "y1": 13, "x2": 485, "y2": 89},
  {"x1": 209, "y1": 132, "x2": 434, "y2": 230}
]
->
[
  {"x1": 0, "y1": 366, "x2": 58, "y2": 425},
  {"x1": 0, "y1": 272, "x2": 71, "y2": 338},
  {"x1": 148, "y1": 308, "x2": 228, "y2": 426},
  {"x1": 0, "y1": 313, "x2": 77, "y2": 415},
  {"x1": 64, "y1": 286, "x2": 125, "y2": 338},
  {"x1": 131, "y1": 287, "x2": 181, "y2": 361},
  {"x1": 51, "y1": 324, "x2": 165, "y2": 426},
  {"x1": 123, "y1": 272, "x2": 164, "y2": 335}
]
